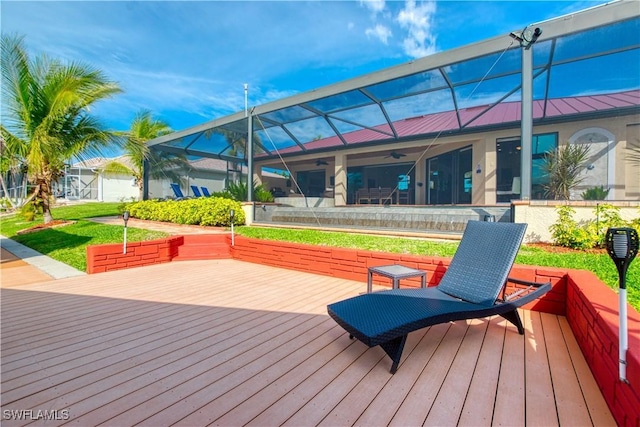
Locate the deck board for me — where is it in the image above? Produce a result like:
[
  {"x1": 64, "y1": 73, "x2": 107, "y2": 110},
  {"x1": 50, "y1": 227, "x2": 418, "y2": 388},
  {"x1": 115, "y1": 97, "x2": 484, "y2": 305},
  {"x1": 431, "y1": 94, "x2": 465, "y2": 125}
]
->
[{"x1": 0, "y1": 259, "x2": 615, "y2": 426}]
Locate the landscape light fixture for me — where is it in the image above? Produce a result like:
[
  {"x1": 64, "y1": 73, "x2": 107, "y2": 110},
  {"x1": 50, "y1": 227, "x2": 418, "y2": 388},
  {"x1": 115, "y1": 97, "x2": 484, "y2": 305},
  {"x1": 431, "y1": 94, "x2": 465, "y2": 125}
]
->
[
  {"x1": 230, "y1": 209, "x2": 235, "y2": 247},
  {"x1": 122, "y1": 211, "x2": 130, "y2": 254},
  {"x1": 605, "y1": 227, "x2": 639, "y2": 383},
  {"x1": 509, "y1": 26, "x2": 542, "y2": 49}
]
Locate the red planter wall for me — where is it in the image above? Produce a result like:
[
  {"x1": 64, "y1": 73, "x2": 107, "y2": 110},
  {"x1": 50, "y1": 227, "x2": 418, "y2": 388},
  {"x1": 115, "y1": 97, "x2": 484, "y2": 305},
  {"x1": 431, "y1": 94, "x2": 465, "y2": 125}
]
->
[
  {"x1": 86, "y1": 236, "x2": 183, "y2": 273},
  {"x1": 230, "y1": 236, "x2": 567, "y2": 314},
  {"x1": 566, "y1": 270, "x2": 640, "y2": 427}
]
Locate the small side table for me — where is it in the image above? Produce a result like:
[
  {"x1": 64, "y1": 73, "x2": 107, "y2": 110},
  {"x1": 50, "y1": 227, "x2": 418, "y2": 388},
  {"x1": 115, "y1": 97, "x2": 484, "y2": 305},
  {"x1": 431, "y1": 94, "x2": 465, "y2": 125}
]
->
[{"x1": 367, "y1": 265, "x2": 427, "y2": 293}]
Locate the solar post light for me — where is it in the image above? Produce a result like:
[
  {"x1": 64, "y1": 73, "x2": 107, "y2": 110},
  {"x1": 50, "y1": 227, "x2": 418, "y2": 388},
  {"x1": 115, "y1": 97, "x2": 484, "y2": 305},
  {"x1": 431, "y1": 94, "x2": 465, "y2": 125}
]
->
[
  {"x1": 605, "y1": 227, "x2": 639, "y2": 383},
  {"x1": 230, "y1": 209, "x2": 235, "y2": 247},
  {"x1": 122, "y1": 211, "x2": 130, "y2": 254}
]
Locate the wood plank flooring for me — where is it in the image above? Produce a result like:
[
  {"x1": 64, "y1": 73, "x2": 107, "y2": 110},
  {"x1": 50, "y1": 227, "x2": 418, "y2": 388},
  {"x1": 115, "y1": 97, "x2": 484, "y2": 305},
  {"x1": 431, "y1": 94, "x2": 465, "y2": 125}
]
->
[{"x1": 1, "y1": 259, "x2": 615, "y2": 426}]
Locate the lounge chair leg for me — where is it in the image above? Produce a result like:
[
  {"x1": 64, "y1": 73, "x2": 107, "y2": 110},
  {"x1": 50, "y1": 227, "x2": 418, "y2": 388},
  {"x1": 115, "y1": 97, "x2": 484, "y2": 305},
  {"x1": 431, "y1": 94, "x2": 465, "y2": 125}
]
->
[
  {"x1": 380, "y1": 335, "x2": 407, "y2": 374},
  {"x1": 500, "y1": 310, "x2": 525, "y2": 334}
]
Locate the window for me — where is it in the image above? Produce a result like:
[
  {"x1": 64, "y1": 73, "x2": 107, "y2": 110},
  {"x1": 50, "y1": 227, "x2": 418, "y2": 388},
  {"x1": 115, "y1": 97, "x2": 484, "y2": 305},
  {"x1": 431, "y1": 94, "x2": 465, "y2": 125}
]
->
[{"x1": 496, "y1": 133, "x2": 558, "y2": 201}]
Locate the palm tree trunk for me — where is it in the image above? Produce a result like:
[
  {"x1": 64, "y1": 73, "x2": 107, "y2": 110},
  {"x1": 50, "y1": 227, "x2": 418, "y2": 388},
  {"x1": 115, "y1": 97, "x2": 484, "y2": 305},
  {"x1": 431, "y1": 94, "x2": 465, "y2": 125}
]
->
[{"x1": 33, "y1": 175, "x2": 54, "y2": 224}]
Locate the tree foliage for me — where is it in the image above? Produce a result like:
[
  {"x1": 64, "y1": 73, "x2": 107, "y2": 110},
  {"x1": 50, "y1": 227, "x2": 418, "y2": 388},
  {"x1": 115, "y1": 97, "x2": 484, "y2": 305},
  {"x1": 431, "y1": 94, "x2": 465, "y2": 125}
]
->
[
  {"x1": 542, "y1": 143, "x2": 591, "y2": 200},
  {"x1": 1, "y1": 34, "x2": 121, "y2": 222},
  {"x1": 102, "y1": 110, "x2": 189, "y2": 199}
]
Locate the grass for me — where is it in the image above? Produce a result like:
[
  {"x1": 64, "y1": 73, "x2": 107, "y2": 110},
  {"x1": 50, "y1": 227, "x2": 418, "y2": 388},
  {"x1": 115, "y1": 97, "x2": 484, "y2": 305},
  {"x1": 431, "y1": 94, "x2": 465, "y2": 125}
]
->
[
  {"x1": 1, "y1": 202, "x2": 168, "y2": 271},
  {"x1": 1, "y1": 202, "x2": 637, "y2": 311}
]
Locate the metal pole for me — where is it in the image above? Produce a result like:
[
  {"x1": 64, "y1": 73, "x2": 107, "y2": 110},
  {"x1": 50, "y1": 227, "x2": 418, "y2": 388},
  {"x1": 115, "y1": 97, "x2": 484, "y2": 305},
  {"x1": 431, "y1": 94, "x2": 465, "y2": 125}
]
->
[
  {"x1": 122, "y1": 211, "x2": 130, "y2": 254},
  {"x1": 231, "y1": 221, "x2": 235, "y2": 247},
  {"x1": 230, "y1": 209, "x2": 235, "y2": 247},
  {"x1": 244, "y1": 83, "x2": 248, "y2": 118},
  {"x1": 619, "y1": 286, "x2": 628, "y2": 382},
  {"x1": 520, "y1": 45, "x2": 533, "y2": 200},
  {"x1": 247, "y1": 110, "x2": 254, "y2": 203}
]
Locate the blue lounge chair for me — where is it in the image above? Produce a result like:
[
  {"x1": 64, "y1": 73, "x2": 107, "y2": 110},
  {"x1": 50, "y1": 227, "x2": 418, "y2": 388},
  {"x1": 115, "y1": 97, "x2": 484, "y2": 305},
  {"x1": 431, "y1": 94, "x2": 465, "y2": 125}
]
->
[
  {"x1": 170, "y1": 183, "x2": 186, "y2": 199},
  {"x1": 191, "y1": 185, "x2": 202, "y2": 197},
  {"x1": 201, "y1": 187, "x2": 211, "y2": 197},
  {"x1": 327, "y1": 221, "x2": 551, "y2": 374}
]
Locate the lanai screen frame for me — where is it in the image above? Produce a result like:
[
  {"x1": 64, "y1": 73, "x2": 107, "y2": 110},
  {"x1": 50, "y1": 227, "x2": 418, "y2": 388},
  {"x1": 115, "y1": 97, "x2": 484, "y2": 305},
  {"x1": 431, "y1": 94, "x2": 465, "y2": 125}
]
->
[{"x1": 145, "y1": 1, "x2": 640, "y2": 201}]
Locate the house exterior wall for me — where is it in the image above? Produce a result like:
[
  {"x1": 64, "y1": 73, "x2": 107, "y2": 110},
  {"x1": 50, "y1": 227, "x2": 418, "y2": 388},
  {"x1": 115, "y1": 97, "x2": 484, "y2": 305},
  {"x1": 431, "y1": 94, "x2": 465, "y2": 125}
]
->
[
  {"x1": 100, "y1": 173, "x2": 138, "y2": 202},
  {"x1": 256, "y1": 112, "x2": 640, "y2": 204}
]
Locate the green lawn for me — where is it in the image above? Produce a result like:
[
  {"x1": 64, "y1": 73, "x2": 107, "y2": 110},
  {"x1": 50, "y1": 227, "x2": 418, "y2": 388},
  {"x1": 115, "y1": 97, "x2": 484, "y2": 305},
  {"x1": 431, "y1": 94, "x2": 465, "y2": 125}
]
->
[
  {"x1": 1, "y1": 202, "x2": 637, "y2": 311},
  {"x1": 1, "y1": 203, "x2": 167, "y2": 271}
]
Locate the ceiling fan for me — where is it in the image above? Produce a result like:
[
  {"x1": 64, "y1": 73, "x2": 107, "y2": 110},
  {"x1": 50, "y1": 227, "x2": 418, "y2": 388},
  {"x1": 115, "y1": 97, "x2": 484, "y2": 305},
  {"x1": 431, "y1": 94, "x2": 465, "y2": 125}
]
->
[
  {"x1": 384, "y1": 151, "x2": 406, "y2": 159},
  {"x1": 316, "y1": 160, "x2": 328, "y2": 166}
]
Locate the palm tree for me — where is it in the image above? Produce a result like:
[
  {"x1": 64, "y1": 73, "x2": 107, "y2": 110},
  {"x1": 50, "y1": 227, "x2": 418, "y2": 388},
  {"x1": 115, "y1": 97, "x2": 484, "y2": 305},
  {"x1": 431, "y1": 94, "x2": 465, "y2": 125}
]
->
[
  {"x1": 542, "y1": 143, "x2": 591, "y2": 200},
  {"x1": 102, "y1": 110, "x2": 190, "y2": 199},
  {"x1": 1, "y1": 34, "x2": 121, "y2": 223}
]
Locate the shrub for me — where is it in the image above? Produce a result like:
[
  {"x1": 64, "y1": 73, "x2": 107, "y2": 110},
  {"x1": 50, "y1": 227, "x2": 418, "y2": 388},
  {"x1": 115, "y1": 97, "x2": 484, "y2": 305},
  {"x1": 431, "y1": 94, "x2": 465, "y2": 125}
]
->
[
  {"x1": 20, "y1": 201, "x2": 37, "y2": 222},
  {"x1": 125, "y1": 197, "x2": 245, "y2": 227},
  {"x1": 550, "y1": 204, "x2": 639, "y2": 249},
  {"x1": 581, "y1": 186, "x2": 610, "y2": 200},
  {"x1": 226, "y1": 180, "x2": 274, "y2": 203},
  {"x1": 542, "y1": 143, "x2": 591, "y2": 200},
  {"x1": 549, "y1": 205, "x2": 595, "y2": 249}
]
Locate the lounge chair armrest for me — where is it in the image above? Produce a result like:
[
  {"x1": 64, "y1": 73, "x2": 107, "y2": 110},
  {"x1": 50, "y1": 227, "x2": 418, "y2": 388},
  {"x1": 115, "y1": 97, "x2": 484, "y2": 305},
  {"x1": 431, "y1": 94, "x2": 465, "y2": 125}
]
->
[{"x1": 500, "y1": 277, "x2": 551, "y2": 302}]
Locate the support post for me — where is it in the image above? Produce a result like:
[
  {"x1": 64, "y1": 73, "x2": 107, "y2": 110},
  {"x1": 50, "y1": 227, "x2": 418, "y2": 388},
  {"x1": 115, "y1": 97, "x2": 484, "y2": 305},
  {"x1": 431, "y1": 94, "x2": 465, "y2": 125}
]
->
[
  {"x1": 520, "y1": 46, "x2": 533, "y2": 201},
  {"x1": 247, "y1": 113, "x2": 254, "y2": 203}
]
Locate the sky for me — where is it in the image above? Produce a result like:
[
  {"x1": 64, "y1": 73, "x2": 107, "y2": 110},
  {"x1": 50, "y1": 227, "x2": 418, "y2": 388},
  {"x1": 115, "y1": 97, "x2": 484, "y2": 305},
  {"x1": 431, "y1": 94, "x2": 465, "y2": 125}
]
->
[{"x1": 2, "y1": 0, "x2": 612, "y2": 135}]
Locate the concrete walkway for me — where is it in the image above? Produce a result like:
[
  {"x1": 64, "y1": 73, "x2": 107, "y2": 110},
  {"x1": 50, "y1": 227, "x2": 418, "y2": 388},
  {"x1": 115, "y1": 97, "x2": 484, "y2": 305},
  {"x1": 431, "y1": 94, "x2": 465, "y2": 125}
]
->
[
  {"x1": 88, "y1": 216, "x2": 228, "y2": 234},
  {"x1": 1, "y1": 236, "x2": 86, "y2": 287}
]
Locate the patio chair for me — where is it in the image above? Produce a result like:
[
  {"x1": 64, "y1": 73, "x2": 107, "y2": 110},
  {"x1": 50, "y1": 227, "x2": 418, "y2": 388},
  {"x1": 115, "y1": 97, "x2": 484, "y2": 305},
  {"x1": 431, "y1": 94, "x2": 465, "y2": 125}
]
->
[
  {"x1": 201, "y1": 186, "x2": 211, "y2": 197},
  {"x1": 327, "y1": 221, "x2": 551, "y2": 374},
  {"x1": 170, "y1": 183, "x2": 186, "y2": 199},
  {"x1": 191, "y1": 185, "x2": 202, "y2": 197}
]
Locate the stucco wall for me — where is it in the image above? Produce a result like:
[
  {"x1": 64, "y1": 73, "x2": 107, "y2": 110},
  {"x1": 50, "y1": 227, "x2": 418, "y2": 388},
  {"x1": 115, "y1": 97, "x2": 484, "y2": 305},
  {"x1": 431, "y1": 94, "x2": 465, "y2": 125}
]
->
[{"x1": 512, "y1": 200, "x2": 640, "y2": 243}]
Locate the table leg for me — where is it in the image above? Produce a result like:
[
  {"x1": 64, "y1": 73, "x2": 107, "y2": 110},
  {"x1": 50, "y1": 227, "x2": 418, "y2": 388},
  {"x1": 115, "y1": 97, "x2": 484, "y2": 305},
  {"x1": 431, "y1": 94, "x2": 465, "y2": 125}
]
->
[
  {"x1": 421, "y1": 274, "x2": 426, "y2": 288},
  {"x1": 367, "y1": 270, "x2": 373, "y2": 293},
  {"x1": 393, "y1": 278, "x2": 399, "y2": 289}
]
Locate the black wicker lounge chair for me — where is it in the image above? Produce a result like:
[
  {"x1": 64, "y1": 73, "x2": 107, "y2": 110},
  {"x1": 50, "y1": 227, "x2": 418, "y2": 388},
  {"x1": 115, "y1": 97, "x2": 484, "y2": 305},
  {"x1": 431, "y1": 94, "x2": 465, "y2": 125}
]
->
[{"x1": 327, "y1": 221, "x2": 551, "y2": 374}]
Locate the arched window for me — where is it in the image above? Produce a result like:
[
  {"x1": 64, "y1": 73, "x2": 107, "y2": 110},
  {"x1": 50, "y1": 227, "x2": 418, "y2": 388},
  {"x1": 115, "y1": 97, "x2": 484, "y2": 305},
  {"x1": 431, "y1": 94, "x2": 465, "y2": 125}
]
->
[{"x1": 569, "y1": 128, "x2": 615, "y2": 200}]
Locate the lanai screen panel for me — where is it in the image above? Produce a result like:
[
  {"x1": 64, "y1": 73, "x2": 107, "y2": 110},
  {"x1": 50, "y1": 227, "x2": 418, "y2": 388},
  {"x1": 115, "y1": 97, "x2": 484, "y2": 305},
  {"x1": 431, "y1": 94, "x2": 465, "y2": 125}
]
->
[{"x1": 147, "y1": 4, "x2": 639, "y2": 162}]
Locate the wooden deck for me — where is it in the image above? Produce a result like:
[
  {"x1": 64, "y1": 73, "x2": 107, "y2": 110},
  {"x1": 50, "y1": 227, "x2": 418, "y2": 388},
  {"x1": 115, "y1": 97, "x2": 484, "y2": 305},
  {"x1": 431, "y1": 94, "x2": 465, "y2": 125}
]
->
[{"x1": 1, "y1": 259, "x2": 614, "y2": 426}]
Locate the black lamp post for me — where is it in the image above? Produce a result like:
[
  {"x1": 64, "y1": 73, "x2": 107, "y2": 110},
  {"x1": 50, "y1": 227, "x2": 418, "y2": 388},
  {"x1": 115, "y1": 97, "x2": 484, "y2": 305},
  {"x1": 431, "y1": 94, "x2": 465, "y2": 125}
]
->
[
  {"x1": 122, "y1": 211, "x2": 130, "y2": 254},
  {"x1": 230, "y1": 209, "x2": 235, "y2": 247},
  {"x1": 605, "y1": 227, "x2": 639, "y2": 383}
]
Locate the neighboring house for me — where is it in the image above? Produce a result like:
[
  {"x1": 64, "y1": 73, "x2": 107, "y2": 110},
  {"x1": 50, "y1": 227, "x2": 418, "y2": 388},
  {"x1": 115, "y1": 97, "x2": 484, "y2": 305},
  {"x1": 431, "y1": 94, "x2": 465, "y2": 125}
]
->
[
  {"x1": 59, "y1": 156, "x2": 287, "y2": 202},
  {"x1": 148, "y1": 157, "x2": 287, "y2": 199}
]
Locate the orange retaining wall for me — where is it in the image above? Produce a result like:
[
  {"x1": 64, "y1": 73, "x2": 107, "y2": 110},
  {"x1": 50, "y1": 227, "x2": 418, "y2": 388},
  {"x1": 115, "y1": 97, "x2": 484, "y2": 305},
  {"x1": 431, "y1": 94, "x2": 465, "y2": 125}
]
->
[
  {"x1": 230, "y1": 235, "x2": 567, "y2": 315},
  {"x1": 86, "y1": 236, "x2": 183, "y2": 273},
  {"x1": 86, "y1": 234, "x2": 639, "y2": 425}
]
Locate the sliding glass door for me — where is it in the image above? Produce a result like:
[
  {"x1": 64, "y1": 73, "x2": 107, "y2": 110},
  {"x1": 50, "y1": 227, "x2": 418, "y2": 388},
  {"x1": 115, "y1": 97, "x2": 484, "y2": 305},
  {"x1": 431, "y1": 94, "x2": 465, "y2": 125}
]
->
[{"x1": 426, "y1": 146, "x2": 472, "y2": 205}]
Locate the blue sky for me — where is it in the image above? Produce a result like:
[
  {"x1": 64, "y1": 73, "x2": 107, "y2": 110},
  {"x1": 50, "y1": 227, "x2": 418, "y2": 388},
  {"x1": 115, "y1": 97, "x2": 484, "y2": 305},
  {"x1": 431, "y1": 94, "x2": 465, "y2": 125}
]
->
[{"x1": 2, "y1": 0, "x2": 610, "y2": 134}]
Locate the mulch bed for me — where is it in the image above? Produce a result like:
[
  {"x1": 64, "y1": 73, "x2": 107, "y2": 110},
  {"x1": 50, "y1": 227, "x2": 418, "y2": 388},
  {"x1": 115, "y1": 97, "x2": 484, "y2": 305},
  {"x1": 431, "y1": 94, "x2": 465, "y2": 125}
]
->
[{"x1": 16, "y1": 220, "x2": 75, "y2": 235}]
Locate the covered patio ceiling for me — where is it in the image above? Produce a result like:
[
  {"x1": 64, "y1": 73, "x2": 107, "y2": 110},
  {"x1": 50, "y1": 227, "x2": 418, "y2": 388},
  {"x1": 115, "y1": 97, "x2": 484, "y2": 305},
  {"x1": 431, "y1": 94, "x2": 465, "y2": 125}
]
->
[{"x1": 147, "y1": 1, "x2": 639, "y2": 164}]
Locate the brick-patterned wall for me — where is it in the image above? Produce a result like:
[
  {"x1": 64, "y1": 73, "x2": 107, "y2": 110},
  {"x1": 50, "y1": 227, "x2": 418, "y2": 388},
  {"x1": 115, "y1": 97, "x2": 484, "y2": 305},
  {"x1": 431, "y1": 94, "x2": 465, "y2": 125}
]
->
[
  {"x1": 566, "y1": 269, "x2": 640, "y2": 427},
  {"x1": 230, "y1": 236, "x2": 567, "y2": 315},
  {"x1": 86, "y1": 236, "x2": 183, "y2": 273}
]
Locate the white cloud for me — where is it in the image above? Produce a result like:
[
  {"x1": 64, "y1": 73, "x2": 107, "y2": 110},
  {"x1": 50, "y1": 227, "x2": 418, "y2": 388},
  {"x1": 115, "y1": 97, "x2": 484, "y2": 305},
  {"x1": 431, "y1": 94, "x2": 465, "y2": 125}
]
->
[
  {"x1": 365, "y1": 24, "x2": 393, "y2": 44},
  {"x1": 397, "y1": 0, "x2": 437, "y2": 58},
  {"x1": 360, "y1": 0, "x2": 386, "y2": 14}
]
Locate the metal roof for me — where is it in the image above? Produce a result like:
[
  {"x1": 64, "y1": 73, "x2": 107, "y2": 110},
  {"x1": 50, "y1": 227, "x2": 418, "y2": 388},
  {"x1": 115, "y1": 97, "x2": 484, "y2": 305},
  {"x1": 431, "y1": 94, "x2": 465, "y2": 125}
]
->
[{"x1": 148, "y1": 1, "x2": 640, "y2": 163}]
